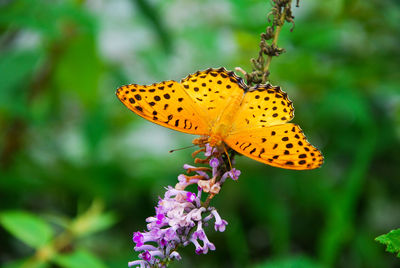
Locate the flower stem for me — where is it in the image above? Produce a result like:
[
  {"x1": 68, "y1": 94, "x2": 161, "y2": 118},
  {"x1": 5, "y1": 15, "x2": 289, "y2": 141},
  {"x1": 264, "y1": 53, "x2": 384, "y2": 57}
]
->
[
  {"x1": 262, "y1": 1, "x2": 291, "y2": 83},
  {"x1": 203, "y1": 193, "x2": 215, "y2": 208},
  {"x1": 244, "y1": 0, "x2": 297, "y2": 85}
]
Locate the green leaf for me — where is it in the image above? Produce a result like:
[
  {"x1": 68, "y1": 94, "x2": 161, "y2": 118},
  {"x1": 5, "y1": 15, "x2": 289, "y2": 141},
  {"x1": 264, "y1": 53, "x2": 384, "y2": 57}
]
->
[
  {"x1": 0, "y1": 211, "x2": 54, "y2": 249},
  {"x1": 53, "y1": 249, "x2": 107, "y2": 268},
  {"x1": 77, "y1": 211, "x2": 117, "y2": 237},
  {"x1": 375, "y1": 229, "x2": 400, "y2": 258},
  {"x1": 70, "y1": 200, "x2": 117, "y2": 237}
]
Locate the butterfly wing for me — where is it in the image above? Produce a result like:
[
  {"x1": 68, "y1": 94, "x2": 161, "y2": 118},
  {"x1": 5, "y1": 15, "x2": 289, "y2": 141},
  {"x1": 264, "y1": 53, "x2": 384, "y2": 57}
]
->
[
  {"x1": 116, "y1": 80, "x2": 209, "y2": 135},
  {"x1": 116, "y1": 68, "x2": 247, "y2": 135},
  {"x1": 225, "y1": 123, "x2": 323, "y2": 170},
  {"x1": 232, "y1": 84, "x2": 294, "y2": 132},
  {"x1": 179, "y1": 67, "x2": 247, "y2": 126}
]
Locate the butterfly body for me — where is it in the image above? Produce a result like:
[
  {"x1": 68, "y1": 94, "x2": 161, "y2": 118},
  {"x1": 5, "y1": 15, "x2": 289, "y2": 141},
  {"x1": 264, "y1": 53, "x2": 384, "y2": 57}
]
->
[
  {"x1": 116, "y1": 68, "x2": 323, "y2": 170},
  {"x1": 208, "y1": 94, "x2": 244, "y2": 146}
]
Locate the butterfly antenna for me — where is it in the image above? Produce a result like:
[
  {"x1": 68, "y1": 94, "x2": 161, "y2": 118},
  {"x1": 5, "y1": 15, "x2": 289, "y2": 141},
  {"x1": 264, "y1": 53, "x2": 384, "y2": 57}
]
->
[
  {"x1": 169, "y1": 144, "x2": 197, "y2": 153},
  {"x1": 223, "y1": 144, "x2": 233, "y2": 170}
]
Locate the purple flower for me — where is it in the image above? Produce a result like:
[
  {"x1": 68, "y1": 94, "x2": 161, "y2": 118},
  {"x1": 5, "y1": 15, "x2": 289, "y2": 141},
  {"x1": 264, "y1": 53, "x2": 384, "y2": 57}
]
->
[
  {"x1": 169, "y1": 251, "x2": 181, "y2": 260},
  {"x1": 177, "y1": 174, "x2": 187, "y2": 184},
  {"x1": 192, "y1": 229, "x2": 205, "y2": 240},
  {"x1": 190, "y1": 221, "x2": 216, "y2": 254},
  {"x1": 186, "y1": 192, "x2": 196, "y2": 202},
  {"x1": 156, "y1": 213, "x2": 165, "y2": 225},
  {"x1": 164, "y1": 227, "x2": 177, "y2": 241},
  {"x1": 140, "y1": 251, "x2": 152, "y2": 262},
  {"x1": 159, "y1": 237, "x2": 168, "y2": 246},
  {"x1": 210, "y1": 157, "x2": 222, "y2": 177},
  {"x1": 204, "y1": 144, "x2": 214, "y2": 157},
  {"x1": 220, "y1": 168, "x2": 241, "y2": 183},
  {"x1": 190, "y1": 231, "x2": 215, "y2": 255},
  {"x1": 209, "y1": 158, "x2": 219, "y2": 168},
  {"x1": 132, "y1": 232, "x2": 144, "y2": 247},
  {"x1": 128, "y1": 260, "x2": 147, "y2": 267},
  {"x1": 191, "y1": 238, "x2": 204, "y2": 254},
  {"x1": 134, "y1": 244, "x2": 157, "y2": 252},
  {"x1": 212, "y1": 209, "x2": 228, "y2": 232},
  {"x1": 229, "y1": 168, "x2": 241, "y2": 180}
]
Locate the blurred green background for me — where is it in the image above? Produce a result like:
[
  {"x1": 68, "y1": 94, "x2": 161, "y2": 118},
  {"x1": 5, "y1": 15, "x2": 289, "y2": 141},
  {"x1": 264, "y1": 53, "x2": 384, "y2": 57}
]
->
[{"x1": 1, "y1": 0, "x2": 399, "y2": 267}]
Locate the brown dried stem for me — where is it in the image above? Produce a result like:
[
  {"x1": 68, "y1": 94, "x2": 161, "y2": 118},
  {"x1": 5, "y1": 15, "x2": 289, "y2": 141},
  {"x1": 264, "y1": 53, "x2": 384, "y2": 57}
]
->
[{"x1": 243, "y1": 0, "x2": 298, "y2": 86}]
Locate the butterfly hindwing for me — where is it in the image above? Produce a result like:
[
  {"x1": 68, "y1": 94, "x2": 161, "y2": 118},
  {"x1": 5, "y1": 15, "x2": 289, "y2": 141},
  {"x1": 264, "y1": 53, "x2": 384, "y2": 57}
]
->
[
  {"x1": 232, "y1": 84, "x2": 294, "y2": 132},
  {"x1": 116, "y1": 81, "x2": 209, "y2": 135},
  {"x1": 225, "y1": 123, "x2": 323, "y2": 170}
]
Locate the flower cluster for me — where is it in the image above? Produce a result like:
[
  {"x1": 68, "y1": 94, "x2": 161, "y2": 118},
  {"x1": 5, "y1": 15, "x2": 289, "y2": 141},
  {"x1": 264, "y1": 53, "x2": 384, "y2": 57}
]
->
[
  {"x1": 128, "y1": 144, "x2": 240, "y2": 267},
  {"x1": 128, "y1": 186, "x2": 226, "y2": 267}
]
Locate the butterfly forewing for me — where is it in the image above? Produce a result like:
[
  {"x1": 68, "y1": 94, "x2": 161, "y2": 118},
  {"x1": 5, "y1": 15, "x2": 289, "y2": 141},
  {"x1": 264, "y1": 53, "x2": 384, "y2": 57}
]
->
[
  {"x1": 180, "y1": 68, "x2": 246, "y2": 125},
  {"x1": 116, "y1": 81, "x2": 209, "y2": 135},
  {"x1": 225, "y1": 123, "x2": 323, "y2": 170}
]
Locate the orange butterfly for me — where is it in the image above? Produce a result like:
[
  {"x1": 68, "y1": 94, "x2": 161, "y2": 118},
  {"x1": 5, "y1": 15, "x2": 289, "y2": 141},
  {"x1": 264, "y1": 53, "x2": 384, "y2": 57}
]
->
[{"x1": 116, "y1": 68, "x2": 323, "y2": 170}]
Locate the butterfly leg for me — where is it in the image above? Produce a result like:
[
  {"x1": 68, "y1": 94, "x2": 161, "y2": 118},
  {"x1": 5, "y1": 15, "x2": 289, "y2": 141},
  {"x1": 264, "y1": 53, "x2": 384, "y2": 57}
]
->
[
  {"x1": 222, "y1": 144, "x2": 233, "y2": 170},
  {"x1": 192, "y1": 136, "x2": 209, "y2": 147},
  {"x1": 192, "y1": 148, "x2": 206, "y2": 158}
]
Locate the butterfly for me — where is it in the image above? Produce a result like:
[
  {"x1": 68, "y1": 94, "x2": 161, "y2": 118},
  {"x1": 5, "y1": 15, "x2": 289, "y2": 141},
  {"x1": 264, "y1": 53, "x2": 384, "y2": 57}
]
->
[{"x1": 116, "y1": 68, "x2": 323, "y2": 170}]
